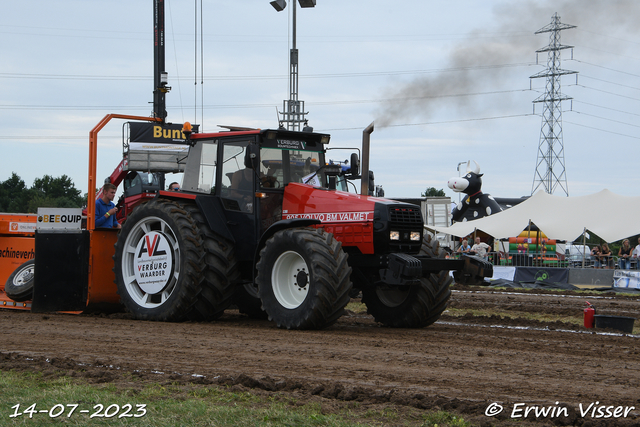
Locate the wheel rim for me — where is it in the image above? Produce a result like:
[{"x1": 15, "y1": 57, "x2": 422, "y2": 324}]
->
[
  {"x1": 271, "y1": 251, "x2": 309, "y2": 309},
  {"x1": 120, "y1": 216, "x2": 178, "y2": 309},
  {"x1": 13, "y1": 264, "x2": 34, "y2": 287},
  {"x1": 375, "y1": 285, "x2": 411, "y2": 308},
  {"x1": 242, "y1": 282, "x2": 260, "y2": 298}
]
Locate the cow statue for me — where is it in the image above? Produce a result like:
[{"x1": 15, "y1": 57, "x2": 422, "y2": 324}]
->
[{"x1": 448, "y1": 161, "x2": 503, "y2": 223}]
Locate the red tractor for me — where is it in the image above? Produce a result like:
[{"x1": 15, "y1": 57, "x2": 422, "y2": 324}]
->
[
  {"x1": 110, "y1": 125, "x2": 492, "y2": 329},
  {"x1": 2, "y1": 1, "x2": 490, "y2": 326}
]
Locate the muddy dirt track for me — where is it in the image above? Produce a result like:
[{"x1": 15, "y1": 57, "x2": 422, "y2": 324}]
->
[{"x1": 1, "y1": 287, "x2": 639, "y2": 426}]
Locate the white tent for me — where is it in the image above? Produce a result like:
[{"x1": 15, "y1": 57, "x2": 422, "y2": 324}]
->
[{"x1": 426, "y1": 189, "x2": 639, "y2": 243}]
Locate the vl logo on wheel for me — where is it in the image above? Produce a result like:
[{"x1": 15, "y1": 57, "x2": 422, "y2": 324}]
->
[{"x1": 134, "y1": 231, "x2": 173, "y2": 294}]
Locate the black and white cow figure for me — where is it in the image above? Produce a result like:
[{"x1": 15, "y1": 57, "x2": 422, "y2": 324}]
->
[{"x1": 447, "y1": 161, "x2": 503, "y2": 223}]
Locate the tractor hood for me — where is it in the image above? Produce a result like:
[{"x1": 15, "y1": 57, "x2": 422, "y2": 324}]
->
[
  {"x1": 282, "y1": 183, "x2": 424, "y2": 255},
  {"x1": 282, "y1": 182, "x2": 398, "y2": 222}
]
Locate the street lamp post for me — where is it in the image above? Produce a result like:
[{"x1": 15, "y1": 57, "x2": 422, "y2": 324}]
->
[{"x1": 270, "y1": 0, "x2": 316, "y2": 131}]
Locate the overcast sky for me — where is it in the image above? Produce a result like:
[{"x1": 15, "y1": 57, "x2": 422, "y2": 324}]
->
[{"x1": 1, "y1": 0, "x2": 639, "y2": 202}]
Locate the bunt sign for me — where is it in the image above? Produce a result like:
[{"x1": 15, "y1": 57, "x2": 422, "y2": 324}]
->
[{"x1": 129, "y1": 122, "x2": 199, "y2": 145}]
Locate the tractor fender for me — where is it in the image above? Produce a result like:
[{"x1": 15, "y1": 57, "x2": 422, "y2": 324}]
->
[{"x1": 253, "y1": 218, "x2": 321, "y2": 277}]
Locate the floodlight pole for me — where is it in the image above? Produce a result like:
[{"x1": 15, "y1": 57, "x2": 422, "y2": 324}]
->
[
  {"x1": 287, "y1": 0, "x2": 302, "y2": 131},
  {"x1": 271, "y1": 0, "x2": 314, "y2": 131}
]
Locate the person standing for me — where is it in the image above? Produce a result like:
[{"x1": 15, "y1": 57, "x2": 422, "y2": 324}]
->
[
  {"x1": 633, "y1": 237, "x2": 640, "y2": 269},
  {"x1": 95, "y1": 183, "x2": 121, "y2": 229},
  {"x1": 618, "y1": 239, "x2": 632, "y2": 270}
]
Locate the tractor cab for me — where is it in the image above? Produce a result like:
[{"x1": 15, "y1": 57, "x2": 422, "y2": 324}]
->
[
  {"x1": 183, "y1": 129, "x2": 333, "y2": 217},
  {"x1": 183, "y1": 129, "x2": 333, "y2": 196},
  {"x1": 175, "y1": 128, "x2": 337, "y2": 275}
]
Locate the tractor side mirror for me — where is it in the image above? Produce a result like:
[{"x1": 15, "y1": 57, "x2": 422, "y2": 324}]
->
[
  {"x1": 324, "y1": 164, "x2": 342, "y2": 191},
  {"x1": 244, "y1": 144, "x2": 259, "y2": 169},
  {"x1": 349, "y1": 153, "x2": 360, "y2": 177}
]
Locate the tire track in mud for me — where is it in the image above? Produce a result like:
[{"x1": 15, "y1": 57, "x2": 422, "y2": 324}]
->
[{"x1": 0, "y1": 288, "x2": 638, "y2": 426}]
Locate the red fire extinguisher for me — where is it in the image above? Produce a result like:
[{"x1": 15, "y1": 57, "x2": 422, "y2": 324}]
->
[{"x1": 584, "y1": 301, "x2": 596, "y2": 328}]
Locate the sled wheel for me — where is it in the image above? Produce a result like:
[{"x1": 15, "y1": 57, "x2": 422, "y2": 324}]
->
[
  {"x1": 4, "y1": 259, "x2": 35, "y2": 302},
  {"x1": 183, "y1": 205, "x2": 236, "y2": 320},
  {"x1": 362, "y1": 233, "x2": 452, "y2": 328},
  {"x1": 256, "y1": 227, "x2": 352, "y2": 330},
  {"x1": 114, "y1": 199, "x2": 205, "y2": 321}
]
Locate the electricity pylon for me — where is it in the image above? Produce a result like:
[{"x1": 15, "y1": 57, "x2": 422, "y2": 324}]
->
[{"x1": 530, "y1": 13, "x2": 577, "y2": 196}]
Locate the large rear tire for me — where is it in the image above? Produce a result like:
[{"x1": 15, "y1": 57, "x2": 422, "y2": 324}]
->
[
  {"x1": 183, "y1": 205, "x2": 236, "y2": 320},
  {"x1": 256, "y1": 227, "x2": 352, "y2": 329},
  {"x1": 362, "y1": 234, "x2": 452, "y2": 328},
  {"x1": 114, "y1": 199, "x2": 206, "y2": 321},
  {"x1": 4, "y1": 259, "x2": 35, "y2": 302}
]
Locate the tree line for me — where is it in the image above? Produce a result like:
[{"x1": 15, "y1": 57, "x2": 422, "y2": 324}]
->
[
  {"x1": 0, "y1": 173, "x2": 86, "y2": 213},
  {"x1": 3, "y1": 172, "x2": 443, "y2": 214}
]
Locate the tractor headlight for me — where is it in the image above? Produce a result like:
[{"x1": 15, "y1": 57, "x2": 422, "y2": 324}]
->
[
  {"x1": 390, "y1": 231, "x2": 400, "y2": 241},
  {"x1": 410, "y1": 231, "x2": 421, "y2": 241}
]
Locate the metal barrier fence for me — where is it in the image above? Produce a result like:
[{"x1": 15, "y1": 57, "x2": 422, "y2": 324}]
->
[{"x1": 449, "y1": 251, "x2": 639, "y2": 270}]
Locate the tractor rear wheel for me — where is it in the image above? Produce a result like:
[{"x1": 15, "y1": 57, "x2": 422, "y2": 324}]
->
[
  {"x1": 4, "y1": 259, "x2": 35, "y2": 302},
  {"x1": 256, "y1": 227, "x2": 352, "y2": 329},
  {"x1": 114, "y1": 199, "x2": 206, "y2": 321},
  {"x1": 362, "y1": 234, "x2": 452, "y2": 328},
  {"x1": 183, "y1": 205, "x2": 236, "y2": 320}
]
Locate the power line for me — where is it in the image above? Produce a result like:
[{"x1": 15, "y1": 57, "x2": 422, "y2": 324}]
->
[
  {"x1": 575, "y1": 29, "x2": 640, "y2": 47},
  {"x1": 579, "y1": 75, "x2": 640, "y2": 92},
  {"x1": 1, "y1": 113, "x2": 535, "y2": 138},
  {"x1": 0, "y1": 62, "x2": 535, "y2": 82},
  {"x1": 322, "y1": 113, "x2": 534, "y2": 131},
  {"x1": 0, "y1": 24, "x2": 532, "y2": 43},
  {"x1": 0, "y1": 135, "x2": 119, "y2": 140},
  {"x1": 575, "y1": 84, "x2": 640, "y2": 102},
  {"x1": 572, "y1": 59, "x2": 640, "y2": 78},
  {"x1": 574, "y1": 100, "x2": 640, "y2": 118},
  {"x1": 570, "y1": 45, "x2": 640, "y2": 63},
  {"x1": 0, "y1": 105, "x2": 151, "y2": 111},
  {"x1": 572, "y1": 111, "x2": 640, "y2": 129},
  {"x1": 0, "y1": 73, "x2": 150, "y2": 81},
  {"x1": 564, "y1": 120, "x2": 640, "y2": 140},
  {"x1": 0, "y1": 88, "x2": 533, "y2": 111}
]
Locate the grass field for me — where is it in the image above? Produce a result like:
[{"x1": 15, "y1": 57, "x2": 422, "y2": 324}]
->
[{"x1": 0, "y1": 370, "x2": 470, "y2": 427}]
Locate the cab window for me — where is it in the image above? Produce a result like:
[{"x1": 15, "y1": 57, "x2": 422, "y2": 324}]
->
[{"x1": 259, "y1": 147, "x2": 324, "y2": 188}]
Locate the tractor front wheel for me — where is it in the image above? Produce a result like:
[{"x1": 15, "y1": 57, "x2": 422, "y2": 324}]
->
[
  {"x1": 256, "y1": 227, "x2": 351, "y2": 329},
  {"x1": 362, "y1": 234, "x2": 452, "y2": 328}
]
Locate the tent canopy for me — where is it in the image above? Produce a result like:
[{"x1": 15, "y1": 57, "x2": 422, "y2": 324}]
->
[{"x1": 426, "y1": 189, "x2": 639, "y2": 243}]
